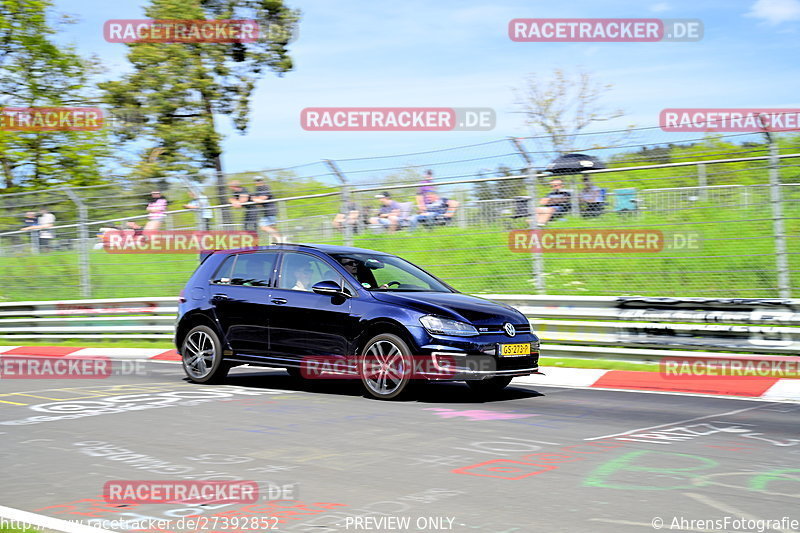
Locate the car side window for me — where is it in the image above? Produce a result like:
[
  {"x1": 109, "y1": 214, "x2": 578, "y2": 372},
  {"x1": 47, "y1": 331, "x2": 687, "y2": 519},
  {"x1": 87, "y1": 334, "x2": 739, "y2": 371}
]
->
[
  {"x1": 211, "y1": 255, "x2": 237, "y2": 284},
  {"x1": 212, "y1": 253, "x2": 276, "y2": 287},
  {"x1": 278, "y1": 253, "x2": 340, "y2": 292}
]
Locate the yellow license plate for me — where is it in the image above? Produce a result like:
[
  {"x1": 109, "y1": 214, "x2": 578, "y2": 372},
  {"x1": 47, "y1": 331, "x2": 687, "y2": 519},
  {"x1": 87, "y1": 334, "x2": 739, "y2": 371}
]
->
[{"x1": 500, "y1": 343, "x2": 531, "y2": 356}]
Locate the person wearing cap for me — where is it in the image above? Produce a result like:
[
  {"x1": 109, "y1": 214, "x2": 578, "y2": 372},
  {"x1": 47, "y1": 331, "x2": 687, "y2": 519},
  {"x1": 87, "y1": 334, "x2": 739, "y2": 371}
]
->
[
  {"x1": 369, "y1": 192, "x2": 401, "y2": 233},
  {"x1": 252, "y1": 176, "x2": 283, "y2": 243}
]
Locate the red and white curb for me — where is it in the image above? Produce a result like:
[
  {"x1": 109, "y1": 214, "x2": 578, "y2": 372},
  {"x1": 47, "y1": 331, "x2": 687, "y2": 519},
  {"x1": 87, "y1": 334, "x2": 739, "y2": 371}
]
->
[
  {"x1": 514, "y1": 367, "x2": 800, "y2": 402},
  {"x1": 0, "y1": 345, "x2": 179, "y2": 361},
  {"x1": 1, "y1": 347, "x2": 798, "y2": 402}
]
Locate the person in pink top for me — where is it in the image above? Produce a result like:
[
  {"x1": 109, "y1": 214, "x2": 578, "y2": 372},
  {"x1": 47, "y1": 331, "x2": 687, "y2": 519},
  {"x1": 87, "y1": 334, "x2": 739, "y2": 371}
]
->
[{"x1": 144, "y1": 190, "x2": 168, "y2": 232}]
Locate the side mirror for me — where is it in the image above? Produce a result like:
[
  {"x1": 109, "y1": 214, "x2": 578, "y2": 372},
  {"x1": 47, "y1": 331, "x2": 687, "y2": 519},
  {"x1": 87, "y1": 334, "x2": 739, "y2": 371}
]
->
[{"x1": 312, "y1": 280, "x2": 351, "y2": 298}]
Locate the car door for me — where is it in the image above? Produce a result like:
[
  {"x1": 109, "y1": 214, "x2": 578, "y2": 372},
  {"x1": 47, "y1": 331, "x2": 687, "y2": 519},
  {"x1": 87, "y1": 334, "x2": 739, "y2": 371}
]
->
[
  {"x1": 208, "y1": 251, "x2": 278, "y2": 356},
  {"x1": 267, "y1": 252, "x2": 356, "y2": 362}
]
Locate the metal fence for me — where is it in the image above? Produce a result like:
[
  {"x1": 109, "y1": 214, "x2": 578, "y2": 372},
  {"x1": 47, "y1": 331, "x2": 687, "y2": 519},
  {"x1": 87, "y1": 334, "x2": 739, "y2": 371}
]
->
[{"x1": 0, "y1": 133, "x2": 798, "y2": 301}]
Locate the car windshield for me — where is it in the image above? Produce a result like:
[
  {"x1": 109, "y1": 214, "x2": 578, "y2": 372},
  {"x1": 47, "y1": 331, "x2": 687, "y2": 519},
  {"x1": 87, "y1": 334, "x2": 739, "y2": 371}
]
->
[{"x1": 331, "y1": 253, "x2": 453, "y2": 292}]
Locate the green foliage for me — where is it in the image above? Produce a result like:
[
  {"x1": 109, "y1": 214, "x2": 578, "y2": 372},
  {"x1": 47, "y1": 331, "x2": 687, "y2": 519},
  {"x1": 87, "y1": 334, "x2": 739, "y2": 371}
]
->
[
  {"x1": 0, "y1": 0, "x2": 111, "y2": 190},
  {"x1": 100, "y1": 0, "x2": 300, "y2": 180}
]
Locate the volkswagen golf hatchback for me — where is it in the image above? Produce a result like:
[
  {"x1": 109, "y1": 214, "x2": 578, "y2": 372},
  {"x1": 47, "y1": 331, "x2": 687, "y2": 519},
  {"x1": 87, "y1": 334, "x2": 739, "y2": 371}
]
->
[{"x1": 176, "y1": 244, "x2": 541, "y2": 400}]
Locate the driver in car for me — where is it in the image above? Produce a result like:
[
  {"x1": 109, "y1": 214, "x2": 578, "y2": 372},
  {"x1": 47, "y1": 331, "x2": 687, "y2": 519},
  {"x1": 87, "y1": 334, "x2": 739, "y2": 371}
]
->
[{"x1": 338, "y1": 256, "x2": 393, "y2": 289}]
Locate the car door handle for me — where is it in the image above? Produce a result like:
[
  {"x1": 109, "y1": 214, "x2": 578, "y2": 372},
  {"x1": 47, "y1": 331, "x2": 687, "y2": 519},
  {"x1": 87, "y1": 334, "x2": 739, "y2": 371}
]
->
[
  {"x1": 211, "y1": 293, "x2": 230, "y2": 302},
  {"x1": 271, "y1": 298, "x2": 288, "y2": 305}
]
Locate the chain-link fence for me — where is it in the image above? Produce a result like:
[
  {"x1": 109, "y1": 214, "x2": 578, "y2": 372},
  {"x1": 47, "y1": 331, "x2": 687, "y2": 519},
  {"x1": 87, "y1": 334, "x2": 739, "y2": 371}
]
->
[{"x1": 0, "y1": 129, "x2": 798, "y2": 301}]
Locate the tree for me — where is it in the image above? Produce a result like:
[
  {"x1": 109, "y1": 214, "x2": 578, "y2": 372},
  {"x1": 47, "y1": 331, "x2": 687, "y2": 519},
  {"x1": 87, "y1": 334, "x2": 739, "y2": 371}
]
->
[
  {"x1": 100, "y1": 0, "x2": 300, "y2": 220},
  {"x1": 514, "y1": 68, "x2": 633, "y2": 164},
  {"x1": 0, "y1": 0, "x2": 110, "y2": 190}
]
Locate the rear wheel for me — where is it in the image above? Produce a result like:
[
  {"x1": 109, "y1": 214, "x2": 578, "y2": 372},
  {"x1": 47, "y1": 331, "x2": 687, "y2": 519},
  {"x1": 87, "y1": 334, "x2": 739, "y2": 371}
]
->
[
  {"x1": 181, "y1": 325, "x2": 229, "y2": 384},
  {"x1": 467, "y1": 376, "x2": 513, "y2": 396},
  {"x1": 359, "y1": 333, "x2": 416, "y2": 400}
]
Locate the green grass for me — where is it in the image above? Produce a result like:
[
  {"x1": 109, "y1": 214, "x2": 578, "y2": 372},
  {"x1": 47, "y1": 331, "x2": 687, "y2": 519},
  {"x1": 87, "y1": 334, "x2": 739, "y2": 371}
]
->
[
  {"x1": 0, "y1": 203, "x2": 797, "y2": 301},
  {"x1": 540, "y1": 356, "x2": 660, "y2": 372}
]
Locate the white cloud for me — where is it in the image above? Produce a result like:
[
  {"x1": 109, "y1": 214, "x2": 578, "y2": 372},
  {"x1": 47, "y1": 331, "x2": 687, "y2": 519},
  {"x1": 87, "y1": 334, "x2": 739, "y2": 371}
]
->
[
  {"x1": 746, "y1": 0, "x2": 800, "y2": 24},
  {"x1": 649, "y1": 3, "x2": 671, "y2": 13}
]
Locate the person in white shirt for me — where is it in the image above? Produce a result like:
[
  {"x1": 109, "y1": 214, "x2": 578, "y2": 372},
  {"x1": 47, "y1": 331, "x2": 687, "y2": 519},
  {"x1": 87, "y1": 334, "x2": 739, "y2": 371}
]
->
[{"x1": 22, "y1": 208, "x2": 56, "y2": 250}]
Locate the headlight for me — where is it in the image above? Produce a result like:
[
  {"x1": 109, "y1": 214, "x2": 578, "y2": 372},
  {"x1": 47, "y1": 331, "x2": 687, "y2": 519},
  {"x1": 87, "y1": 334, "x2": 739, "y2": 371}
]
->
[{"x1": 419, "y1": 315, "x2": 479, "y2": 337}]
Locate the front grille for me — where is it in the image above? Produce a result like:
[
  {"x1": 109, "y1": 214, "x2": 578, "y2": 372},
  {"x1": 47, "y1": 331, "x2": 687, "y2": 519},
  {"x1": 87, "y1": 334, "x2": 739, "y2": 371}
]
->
[{"x1": 478, "y1": 324, "x2": 532, "y2": 334}]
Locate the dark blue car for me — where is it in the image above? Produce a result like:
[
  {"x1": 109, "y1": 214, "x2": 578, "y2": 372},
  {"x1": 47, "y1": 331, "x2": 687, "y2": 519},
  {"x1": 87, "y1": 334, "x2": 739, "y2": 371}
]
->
[{"x1": 176, "y1": 244, "x2": 540, "y2": 400}]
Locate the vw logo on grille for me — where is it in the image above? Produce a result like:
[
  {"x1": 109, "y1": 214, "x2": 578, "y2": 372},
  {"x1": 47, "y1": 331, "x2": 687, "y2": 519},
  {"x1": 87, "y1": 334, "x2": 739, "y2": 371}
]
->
[{"x1": 503, "y1": 323, "x2": 516, "y2": 337}]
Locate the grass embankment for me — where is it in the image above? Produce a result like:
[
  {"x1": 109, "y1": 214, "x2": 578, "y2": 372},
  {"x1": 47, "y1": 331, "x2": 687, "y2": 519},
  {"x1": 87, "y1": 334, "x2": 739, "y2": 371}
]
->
[{"x1": 0, "y1": 203, "x2": 796, "y2": 301}]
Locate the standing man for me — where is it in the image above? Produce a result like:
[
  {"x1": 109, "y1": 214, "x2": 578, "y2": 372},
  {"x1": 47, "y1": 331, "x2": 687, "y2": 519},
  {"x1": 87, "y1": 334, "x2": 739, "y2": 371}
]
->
[
  {"x1": 184, "y1": 186, "x2": 214, "y2": 231},
  {"x1": 252, "y1": 176, "x2": 282, "y2": 244},
  {"x1": 228, "y1": 180, "x2": 257, "y2": 232},
  {"x1": 22, "y1": 207, "x2": 56, "y2": 251}
]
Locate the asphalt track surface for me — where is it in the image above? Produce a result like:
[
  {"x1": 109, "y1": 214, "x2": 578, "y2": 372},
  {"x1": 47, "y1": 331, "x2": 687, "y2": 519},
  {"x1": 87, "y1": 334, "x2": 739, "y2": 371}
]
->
[{"x1": 1, "y1": 360, "x2": 799, "y2": 533}]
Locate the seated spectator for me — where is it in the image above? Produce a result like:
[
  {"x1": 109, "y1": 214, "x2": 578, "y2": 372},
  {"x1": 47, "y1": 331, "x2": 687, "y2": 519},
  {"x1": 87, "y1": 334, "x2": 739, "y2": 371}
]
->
[
  {"x1": 412, "y1": 191, "x2": 458, "y2": 229},
  {"x1": 535, "y1": 178, "x2": 571, "y2": 226},
  {"x1": 333, "y1": 201, "x2": 363, "y2": 233},
  {"x1": 369, "y1": 192, "x2": 401, "y2": 232},
  {"x1": 580, "y1": 176, "x2": 605, "y2": 218}
]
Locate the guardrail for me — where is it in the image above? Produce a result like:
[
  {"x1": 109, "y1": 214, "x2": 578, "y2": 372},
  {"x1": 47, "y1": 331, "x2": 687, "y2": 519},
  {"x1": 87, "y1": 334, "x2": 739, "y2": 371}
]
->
[{"x1": 1, "y1": 296, "x2": 798, "y2": 362}]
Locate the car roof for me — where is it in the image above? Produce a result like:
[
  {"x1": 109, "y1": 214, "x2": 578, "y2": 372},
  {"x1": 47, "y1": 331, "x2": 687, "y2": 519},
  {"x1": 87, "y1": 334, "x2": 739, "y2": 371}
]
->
[{"x1": 212, "y1": 243, "x2": 390, "y2": 257}]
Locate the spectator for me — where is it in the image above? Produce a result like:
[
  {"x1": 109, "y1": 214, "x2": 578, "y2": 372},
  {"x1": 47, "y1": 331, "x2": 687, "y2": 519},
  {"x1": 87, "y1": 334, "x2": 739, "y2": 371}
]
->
[
  {"x1": 580, "y1": 176, "x2": 605, "y2": 218},
  {"x1": 145, "y1": 191, "x2": 168, "y2": 232},
  {"x1": 415, "y1": 169, "x2": 436, "y2": 213},
  {"x1": 369, "y1": 192, "x2": 401, "y2": 232},
  {"x1": 184, "y1": 186, "x2": 214, "y2": 231},
  {"x1": 535, "y1": 178, "x2": 571, "y2": 226},
  {"x1": 252, "y1": 176, "x2": 282, "y2": 243},
  {"x1": 22, "y1": 207, "x2": 56, "y2": 250},
  {"x1": 228, "y1": 180, "x2": 257, "y2": 232},
  {"x1": 412, "y1": 191, "x2": 458, "y2": 228},
  {"x1": 21, "y1": 211, "x2": 39, "y2": 248},
  {"x1": 333, "y1": 200, "x2": 363, "y2": 233}
]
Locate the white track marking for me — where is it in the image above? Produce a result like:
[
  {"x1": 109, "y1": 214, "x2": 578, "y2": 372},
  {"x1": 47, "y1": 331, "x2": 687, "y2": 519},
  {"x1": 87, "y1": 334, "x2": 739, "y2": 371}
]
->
[
  {"x1": 0, "y1": 504, "x2": 119, "y2": 533},
  {"x1": 684, "y1": 492, "x2": 796, "y2": 533},
  {"x1": 583, "y1": 404, "x2": 769, "y2": 441},
  {"x1": 589, "y1": 518, "x2": 708, "y2": 531}
]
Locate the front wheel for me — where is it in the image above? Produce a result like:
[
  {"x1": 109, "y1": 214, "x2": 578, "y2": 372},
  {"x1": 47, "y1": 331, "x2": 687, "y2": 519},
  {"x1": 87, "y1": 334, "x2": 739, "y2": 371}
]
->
[
  {"x1": 359, "y1": 333, "x2": 416, "y2": 400},
  {"x1": 467, "y1": 376, "x2": 513, "y2": 396},
  {"x1": 181, "y1": 325, "x2": 229, "y2": 384}
]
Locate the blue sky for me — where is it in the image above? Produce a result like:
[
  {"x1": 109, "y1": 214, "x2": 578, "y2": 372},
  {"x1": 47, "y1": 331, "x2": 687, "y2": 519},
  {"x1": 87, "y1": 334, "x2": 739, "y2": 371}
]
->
[{"x1": 54, "y1": 0, "x2": 800, "y2": 175}]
